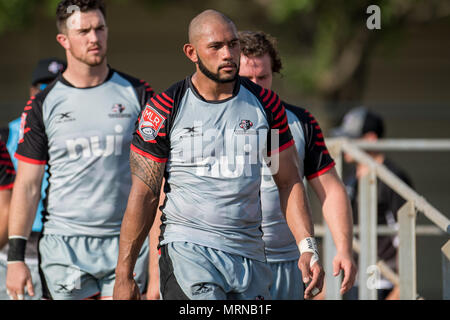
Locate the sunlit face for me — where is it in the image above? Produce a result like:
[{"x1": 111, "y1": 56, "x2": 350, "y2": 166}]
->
[
  {"x1": 63, "y1": 9, "x2": 108, "y2": 66},
  {"x1": 239, "y1": 53, "x2": 273, "y2": 89},
  {"x1": 194, "y1": 21, "x2": 241, "y2": 83}
]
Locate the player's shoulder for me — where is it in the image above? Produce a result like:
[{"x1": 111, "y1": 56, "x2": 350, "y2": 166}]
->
[
  {"x1": 283, "y1": 102, "x2": 307, "y2": 119},
  {"x1": 158, "y1": 77, "x2": 190, "y2": 105},
  {"x1": 239, "y1": 76, "x2": 267, "y2": 99},
  {"x1": 112, "y1": 68, "x2": 153, "y2": 90},
  {"x1": 29, "y1": 77, "x2": 60, "y2": 109},
  {"x1": 283, "y1": 102, "x2": 322, "y2": 125}
]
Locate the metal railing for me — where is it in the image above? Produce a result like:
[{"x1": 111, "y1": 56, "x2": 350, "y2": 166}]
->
[{"x1": 318, "y1": 138, "x2": 450, "y2": 300}]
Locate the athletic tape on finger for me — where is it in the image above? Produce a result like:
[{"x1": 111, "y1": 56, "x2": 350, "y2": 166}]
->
[
  {"x1": 298, "y1": 237, "x2": 319, "y2": 267},
  {"x1": 311, "y1": 287, "x2": 320, "y2": 296}
]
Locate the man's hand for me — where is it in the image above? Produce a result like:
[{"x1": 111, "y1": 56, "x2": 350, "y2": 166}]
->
[
  {"x1": 113, "y1": 277, "x2": 141, "y2": 300},
  {"x1": 298, "y1": 252, "x2": 325, "y2": 300},
  {"x1": 6, "y1": 261, "x2": 34, "y2": 300},
  {"x1": 333, "y1": 252, "x2": 357, "y2": 295}
]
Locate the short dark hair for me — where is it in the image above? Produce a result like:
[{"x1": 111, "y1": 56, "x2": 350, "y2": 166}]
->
[
  {"x1": 56, "y1": 0, "x2": 106, "y2": 33},
  {"x1": 238, "y1": 30, "x2": 282, "y2": 74}
]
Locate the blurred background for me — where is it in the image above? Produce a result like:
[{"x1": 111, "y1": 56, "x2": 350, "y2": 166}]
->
[{"x1": 0, "y1": 0, "x2": 449, "y2": 299}]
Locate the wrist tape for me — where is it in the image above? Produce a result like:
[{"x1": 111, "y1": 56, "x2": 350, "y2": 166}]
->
[
  {"x1": 298, "y1": 237, "x2": 319, "y2": 267},
  {"x1": 7, "y1": 236, "x2": 27, "y2": 263}
]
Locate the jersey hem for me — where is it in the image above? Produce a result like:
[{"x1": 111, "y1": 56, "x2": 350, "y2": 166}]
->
[
  {"x1": 306, "y1": 161, "x2": 336, "y2": 180},
  {"x1": 0, "y1": 183, "x2": 14, "y2": 190},
  {"x1": 130, "y1": 144, "x2": 168, "y2": 163},
  {"x1": 14, "y1": 153, "x2": 47, "y2": 165}
]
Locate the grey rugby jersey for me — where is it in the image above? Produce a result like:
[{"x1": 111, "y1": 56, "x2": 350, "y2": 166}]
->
[
  {"x1": 15, "y1": 69, "x2": 154, "y2": 236},
  {"x1": 260, "y1": 104, "x2": 335, "y2": 262},
  {"x1": 132, "y1": 76, "x2": 294, "y2": 262}
]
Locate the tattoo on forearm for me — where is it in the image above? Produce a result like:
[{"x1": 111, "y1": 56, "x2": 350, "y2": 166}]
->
[{"x1": 130, "y1": 150, "x2": 165, "y2": 196}]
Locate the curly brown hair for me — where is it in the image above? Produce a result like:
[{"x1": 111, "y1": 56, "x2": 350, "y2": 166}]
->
[
  {"x1": 56, "y1": 0, "x2": 106, "y2": 33},
  {"x1": 238, "y1": 30, "x2": 282, "y2": 74}
]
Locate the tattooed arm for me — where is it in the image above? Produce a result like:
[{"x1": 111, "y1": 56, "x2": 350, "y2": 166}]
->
[{"x1": 113, "y1": 150, "x2": 165, "y2": 300}]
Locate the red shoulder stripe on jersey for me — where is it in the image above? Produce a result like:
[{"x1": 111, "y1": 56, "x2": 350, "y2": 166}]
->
[
  {"x1": 260, "y1": 87, "x2": 266, "y2": 97},
  {"x1": 157, "y1": 132, "x2": 166, "y2": 137},
  {"x1": 146, "y1": 88, "x2": 154, "y2": 92},
  {"x1": 315, "y1": 141, "x2": 326, "y2": 147},
  {"x1": 156, "y1": 95, "x2": 173, "y2": 109},
  {"x1": 310, "y1": 119, "x2": 317, "y2": 124},
  {"x1": 262, "y1": 89, "x2": 273, "y2": 103},
  {"x1": 161, "y1": 92, "x2": 174, "y2": 104},
  {"x1": 6, "y1": 169, "x2": 16, "y2": 174},
  {"x1": 272, "y1": 115, "x2": 288, "y2": 129},
  {"x1": 266, "y1": 93, "x2": 278, "y2": 110},
  {"x1": 0, "y1": 183, "x2": 14, "y2": 190},
  {"x1": 15, "y1": 153, "x2": 46, "y2": 165},
  {"x1": 150, "y1": 98, "x2": 170, "y2": 115},
  {"x1": 279, "y1": 125, "x2": 290, "y2": 134},
  {"x1": 27, "y1": 100, "x2": 32, "y2": 105},
  {"x1": 270, "y1": 98, "x2": 281, "y2": 113},
  {"x1": 323, "y1": 150, "x2": 329, "y2": 155},
  {"x1": 24, "y1": 106, "x2": 32, "y2": 111},
  {"x1": 315, "y1": 125, "x2": 321, "y2": 130},
  {"x1": 274, "y1": 105, "x2": 285, "y2": 121},
  {"x1": 0, "y1": 160, "x2": 13, "y2": 166},
  {"x1": 306, "y1": 161, "x2": 336, "y2": 180},
  {"x1": 130, "y1": 144, "x2": 168, "y2": 163},
  {"x1": 317, "y1": 133, "x2": 324, "y2": 138},
  {"x1": 30, "y1": 96, "x2": 35, "y2": 100}
]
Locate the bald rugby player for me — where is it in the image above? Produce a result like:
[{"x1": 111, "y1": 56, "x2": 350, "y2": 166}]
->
[{"x1": 113, "y1": 10, "x2": 323, "y2": 300}]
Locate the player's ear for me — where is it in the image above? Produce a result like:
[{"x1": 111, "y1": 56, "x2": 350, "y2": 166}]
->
[
  {"x1": 56, "y1": 33, "x2": 70, "y2": 51},
  {"x1": 183, "y1": 43, "x2": 198, "y2": 63}
]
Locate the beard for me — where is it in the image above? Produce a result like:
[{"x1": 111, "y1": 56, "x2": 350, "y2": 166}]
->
[
  {"x1": 197, "y1": 55, "x2": 239, "y2": 84},
  {"x1": 71, "y1": 45, "x2": 107, "y2": 67}
]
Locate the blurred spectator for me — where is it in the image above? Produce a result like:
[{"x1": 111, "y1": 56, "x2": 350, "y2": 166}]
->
[
  {"x1": 331, "y1": 107, "x2": 413, "y2": 300},
  {"x1": 0, "y1": 57, "x2": 65, "y2": 300}
]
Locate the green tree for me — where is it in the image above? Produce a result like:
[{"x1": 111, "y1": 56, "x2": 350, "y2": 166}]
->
[{"x1": 255, "y1": 0, "x2": 450, "y2": 105}]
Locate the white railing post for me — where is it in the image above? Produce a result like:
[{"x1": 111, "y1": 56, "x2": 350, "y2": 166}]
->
[
  {"x1": 324, "y1": 140, "x2": 343, "y2": 300},
  {"x1": 358, "y1": 169, "x2": 378, "y2": 300},
  {"x1": 441, "y1": 240, "x2": 450, "y2": 300},
  {"x1": 398, "y1": 201, "x2": 417, "y2": 299}
]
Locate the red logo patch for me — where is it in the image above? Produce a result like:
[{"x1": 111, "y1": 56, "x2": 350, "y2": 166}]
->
[{"x1": 139, "y1": 105, "x2": 165, "y2": 141}]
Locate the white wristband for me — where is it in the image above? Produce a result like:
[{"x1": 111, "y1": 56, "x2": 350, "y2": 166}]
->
[{"x1": 298, "y1": 237, "x2": 319, "y2": 267}]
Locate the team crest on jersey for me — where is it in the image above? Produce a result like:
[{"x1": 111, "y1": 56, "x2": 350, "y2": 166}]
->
[
  {"x1": 109, "y1": 103, "x2": 131, "y2": 118},
  {"x1": 235, "y1": 119, "x2": 256, "y2": 135},
  {"x1": 112, "y1": 103, "x2": 125, "y2": 113},
  {"x1": 139, "y1": 104, "x2": 165, "y2": 141},
  {"x1": 239, "y1": 119, "x2": 253, "y2": 131}
]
